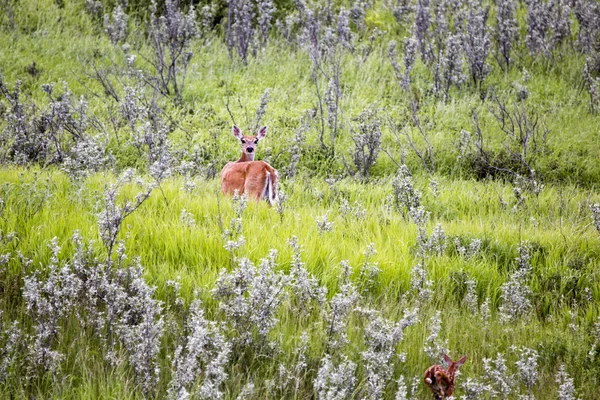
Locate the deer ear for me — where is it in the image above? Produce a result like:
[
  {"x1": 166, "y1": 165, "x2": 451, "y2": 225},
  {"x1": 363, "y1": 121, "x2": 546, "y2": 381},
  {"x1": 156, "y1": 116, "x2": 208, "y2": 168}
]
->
[
  {"x1": 455, "y1": 355, "x2": 467, "y2": 367},
  {"x1": 256, "y1": 126, "x2": 267, "y2": 140},
  {"x1": 443, "y1": 354, "x2": 452, "y2": 364},
  {"x1": 233, "y1": 125, "x2": 243, "y2": 139}
]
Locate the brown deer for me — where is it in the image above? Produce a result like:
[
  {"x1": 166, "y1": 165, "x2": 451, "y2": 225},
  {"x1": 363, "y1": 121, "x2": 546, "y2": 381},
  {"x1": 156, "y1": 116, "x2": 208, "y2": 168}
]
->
[
  {"x1": 424, "y1": 354, "x2": 467, "y2": 399},
  {"x1": 220, "y1": 125, "x2": 279, "y2": 205}
]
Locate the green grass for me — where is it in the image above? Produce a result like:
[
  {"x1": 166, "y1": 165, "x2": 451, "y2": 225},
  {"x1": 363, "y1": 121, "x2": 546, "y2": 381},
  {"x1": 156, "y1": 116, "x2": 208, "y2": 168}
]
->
[
  {"x1": 2, "y1": 1, "x2": 600, "y2": 183},
  {"x1": 1, "y1": 0, "x2": 600, "y2": 397},
  {"x1": 0, "y1": 167, "x2": 599, "y2": 397}
]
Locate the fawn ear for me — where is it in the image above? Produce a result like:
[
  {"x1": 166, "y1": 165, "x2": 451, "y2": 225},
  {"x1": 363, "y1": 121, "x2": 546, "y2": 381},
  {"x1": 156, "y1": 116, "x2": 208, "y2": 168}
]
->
[
  {"x1": 443, "y1": 354, "x2": 452, "y2": 364},
  {"x1": 455, "y1": 355, "x2": 467, "y2": 367},
  {"x1": 233, "y1": 125, "x2": 244, "y2": 140},
  {"x1": 256, "y1": 126, "x2": 267, "y2": 140}
]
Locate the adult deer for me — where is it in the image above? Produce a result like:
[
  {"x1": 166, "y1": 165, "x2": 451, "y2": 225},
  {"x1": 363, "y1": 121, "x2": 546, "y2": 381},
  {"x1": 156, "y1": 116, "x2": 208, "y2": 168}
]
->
[
  {"x1": 221, "y1": 125, "x2": 279, "y2": 205},
  {"x1": 424, "y1": 354, "x2": 467, "y2": 399}
]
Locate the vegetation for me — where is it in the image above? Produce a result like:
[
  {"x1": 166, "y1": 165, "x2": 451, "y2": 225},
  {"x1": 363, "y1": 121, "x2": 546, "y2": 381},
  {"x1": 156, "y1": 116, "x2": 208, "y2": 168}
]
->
[{"x1": 0, "y1": 0, "x2": 599, "y2": 398}]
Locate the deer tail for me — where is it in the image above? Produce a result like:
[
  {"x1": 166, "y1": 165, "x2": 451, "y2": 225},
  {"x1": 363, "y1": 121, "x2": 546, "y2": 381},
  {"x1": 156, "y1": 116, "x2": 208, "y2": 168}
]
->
[{"x1": 263, "y1": 170, "x2": 278, "y2": 206}]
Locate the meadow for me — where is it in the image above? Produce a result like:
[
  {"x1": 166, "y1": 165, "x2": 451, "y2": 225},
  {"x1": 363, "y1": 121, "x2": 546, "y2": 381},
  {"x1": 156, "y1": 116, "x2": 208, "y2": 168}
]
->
[{"x1": 0, "y1": 0, "x2": 599, "y2": 398}]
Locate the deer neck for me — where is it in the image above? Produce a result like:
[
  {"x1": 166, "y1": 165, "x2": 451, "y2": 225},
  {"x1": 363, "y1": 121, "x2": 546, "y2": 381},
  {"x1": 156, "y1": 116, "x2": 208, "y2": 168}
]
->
[
  {"x1": 446, "y1": 368, "x2": 457, "y2": 384},
  {"x1": 238, "y1": 152, "x2": 255, "y2": 162}
]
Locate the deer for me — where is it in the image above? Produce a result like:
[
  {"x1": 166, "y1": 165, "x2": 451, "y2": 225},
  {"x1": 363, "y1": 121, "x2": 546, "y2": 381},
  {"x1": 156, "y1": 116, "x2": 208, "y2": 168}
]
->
[
  {"x1": 220, "y1": 125, "x2": 279, "y2": 205},
  {"x1": 424, "y1": 354, "x2": 467, "y2": 399}
]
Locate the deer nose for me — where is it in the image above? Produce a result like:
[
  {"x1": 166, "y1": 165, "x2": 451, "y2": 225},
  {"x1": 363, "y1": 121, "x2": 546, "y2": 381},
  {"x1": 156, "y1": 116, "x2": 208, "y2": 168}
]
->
[{"x1": 247, "y1": 147, "x2": 254, "y2": 153}]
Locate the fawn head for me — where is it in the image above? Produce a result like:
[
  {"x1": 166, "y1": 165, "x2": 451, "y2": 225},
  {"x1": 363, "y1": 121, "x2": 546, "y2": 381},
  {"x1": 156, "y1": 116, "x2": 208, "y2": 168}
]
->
[
  {"x1": 444, "y1": 354, "x2": 467, "y2": 377},
  {"x1": 232, "y1": 125, "x2": 267, "y2": 162}
]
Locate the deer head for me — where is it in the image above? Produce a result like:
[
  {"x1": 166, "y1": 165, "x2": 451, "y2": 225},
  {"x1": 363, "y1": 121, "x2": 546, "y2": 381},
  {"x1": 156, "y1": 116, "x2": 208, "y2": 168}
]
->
[
  {"x1": 232, "y1": 125, "x2": 267, "y2": 162},
  {"x1": 443, "y1": 354, "x2": 466, "y2": 378}
]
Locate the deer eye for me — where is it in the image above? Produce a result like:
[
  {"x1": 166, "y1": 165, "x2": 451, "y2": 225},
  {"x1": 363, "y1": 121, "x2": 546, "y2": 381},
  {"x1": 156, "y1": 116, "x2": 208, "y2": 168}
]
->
[
  {"x1": 253, "y1": 139, "x2": 258, "y2": 144},
  {"x1": 241, "y1": 139, "x2": 246, "y2": 144}
]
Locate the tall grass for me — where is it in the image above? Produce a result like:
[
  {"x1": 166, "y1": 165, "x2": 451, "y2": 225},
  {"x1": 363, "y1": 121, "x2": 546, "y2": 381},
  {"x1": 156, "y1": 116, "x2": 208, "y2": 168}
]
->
[
  {"x1": 0, "y1": 167, "x2": 598, "y2": 397},
  {"x1": 1, "y1": 0, "x2": 600, "y2": 397}
]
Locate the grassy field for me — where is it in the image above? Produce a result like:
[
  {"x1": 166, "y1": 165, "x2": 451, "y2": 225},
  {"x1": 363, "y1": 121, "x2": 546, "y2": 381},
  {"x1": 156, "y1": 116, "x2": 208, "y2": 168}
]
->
[{"x1": 1, "y1": 0, "x2": 600, "y2": 398}]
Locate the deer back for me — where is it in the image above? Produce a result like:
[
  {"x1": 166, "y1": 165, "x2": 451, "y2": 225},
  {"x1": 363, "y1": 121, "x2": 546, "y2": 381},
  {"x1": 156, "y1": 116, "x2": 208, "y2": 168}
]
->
[{"x1": 424, "y1": 364, "x2": 454, "y2": 399}]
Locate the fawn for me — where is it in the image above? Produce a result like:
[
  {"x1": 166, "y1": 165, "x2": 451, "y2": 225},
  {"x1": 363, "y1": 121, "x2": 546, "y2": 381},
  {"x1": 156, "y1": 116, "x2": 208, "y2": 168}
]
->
[
  {"x1": 424, "y1": 354, "x2": 467, "y2": 399},
  {"x1": 220, "y1": 125, "x2": 279, "y2": 205}
]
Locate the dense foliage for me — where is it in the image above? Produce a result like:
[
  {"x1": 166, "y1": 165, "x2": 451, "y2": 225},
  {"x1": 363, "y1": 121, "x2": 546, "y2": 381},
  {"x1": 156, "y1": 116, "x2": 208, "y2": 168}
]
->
[{"x1": 0, "y1": 0, "x2": 599, "y2": 398}]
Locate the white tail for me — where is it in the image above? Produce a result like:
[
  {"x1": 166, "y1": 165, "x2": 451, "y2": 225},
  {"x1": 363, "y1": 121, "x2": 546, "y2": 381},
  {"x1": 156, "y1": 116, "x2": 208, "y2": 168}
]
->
[
  {"x1": 262, "y1": 171, "x2": 279, "y2": 206},
  {"x1": 221, "y1": 125, "x2": 279, "y2": 205}
]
